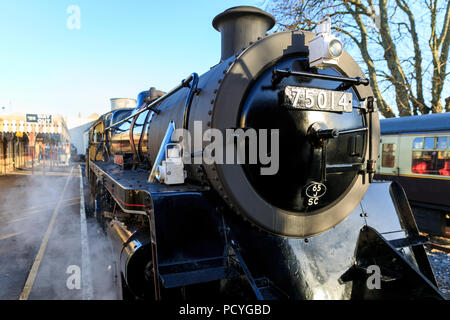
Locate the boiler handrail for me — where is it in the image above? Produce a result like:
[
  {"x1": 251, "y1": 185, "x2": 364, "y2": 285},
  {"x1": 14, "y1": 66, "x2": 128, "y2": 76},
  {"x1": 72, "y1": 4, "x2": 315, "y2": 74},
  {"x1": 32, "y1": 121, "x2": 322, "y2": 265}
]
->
[{"x1": 105, "y1": 73, "x2": 196, "y2": 131}]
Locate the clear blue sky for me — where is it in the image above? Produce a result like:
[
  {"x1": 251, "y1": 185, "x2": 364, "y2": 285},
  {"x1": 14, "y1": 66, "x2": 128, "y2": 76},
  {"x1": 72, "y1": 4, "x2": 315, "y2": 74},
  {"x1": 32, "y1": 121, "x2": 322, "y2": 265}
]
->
[{"x1": 0, "y1": 0, "x2": 266, "y2": 118}]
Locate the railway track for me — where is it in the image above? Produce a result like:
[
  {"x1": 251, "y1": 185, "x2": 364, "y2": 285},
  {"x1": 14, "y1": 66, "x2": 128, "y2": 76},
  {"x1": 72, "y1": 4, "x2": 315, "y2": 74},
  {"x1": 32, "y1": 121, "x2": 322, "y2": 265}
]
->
[
  {"x1": 426, "y1": 233, "x2": 450, "y2": 254},
  {"x1": 426, "y1": 242, "x2": 450, "y2": 254},
  {"x1": 423, "y1": 233, "x2": 450, "y2": 298}
]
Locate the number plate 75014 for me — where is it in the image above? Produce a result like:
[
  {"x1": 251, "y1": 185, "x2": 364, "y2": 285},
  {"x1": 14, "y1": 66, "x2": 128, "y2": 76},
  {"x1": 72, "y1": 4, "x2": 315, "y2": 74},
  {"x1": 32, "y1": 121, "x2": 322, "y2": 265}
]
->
[{"x1": 283, "y1": 86, "x2": 353, "y2": 113}]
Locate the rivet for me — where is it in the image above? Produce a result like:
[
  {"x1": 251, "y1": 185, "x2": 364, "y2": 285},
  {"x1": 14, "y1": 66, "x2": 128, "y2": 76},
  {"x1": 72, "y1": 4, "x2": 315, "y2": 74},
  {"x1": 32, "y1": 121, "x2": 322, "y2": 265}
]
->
[
  {"x1": 210, "y1": 100, "x2": 214, "y2": 104},
  {"x1": 213, "y1": 89, "x2": 218, "y2": 94},
  {"x1": 207, "y1": 121, "x2": 211, "y2": 127},
  {"x1": 218, "y1": 79, "x2": 222, "y2": 84}
]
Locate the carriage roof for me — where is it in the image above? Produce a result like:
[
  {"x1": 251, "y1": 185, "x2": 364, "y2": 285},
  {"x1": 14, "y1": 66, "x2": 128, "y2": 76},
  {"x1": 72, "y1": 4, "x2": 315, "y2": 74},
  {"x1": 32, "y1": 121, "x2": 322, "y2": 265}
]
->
[{"x1": 380, "y1": 112, "x2": 450, "y2": 135}]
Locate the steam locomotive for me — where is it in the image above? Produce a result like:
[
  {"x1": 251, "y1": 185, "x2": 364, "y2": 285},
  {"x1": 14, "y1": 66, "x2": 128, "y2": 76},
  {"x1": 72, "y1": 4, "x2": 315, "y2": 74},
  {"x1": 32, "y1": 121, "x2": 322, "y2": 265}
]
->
[{"x1": 86, "y1": 6, "x2": 444, "y2": 299}]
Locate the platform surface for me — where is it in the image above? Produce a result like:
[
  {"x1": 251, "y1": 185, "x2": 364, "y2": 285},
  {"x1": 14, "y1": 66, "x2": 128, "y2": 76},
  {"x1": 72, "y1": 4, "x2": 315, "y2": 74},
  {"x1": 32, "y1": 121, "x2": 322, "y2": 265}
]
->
[{"x1": 0, "y1": 165, "x2": 120, "y2": 300}]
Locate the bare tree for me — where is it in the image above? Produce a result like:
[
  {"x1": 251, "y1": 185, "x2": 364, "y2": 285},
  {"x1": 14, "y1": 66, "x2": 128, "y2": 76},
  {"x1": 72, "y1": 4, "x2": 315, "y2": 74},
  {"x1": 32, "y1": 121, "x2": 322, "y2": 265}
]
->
[{"x1": 267, "y1": 0, "x2": 450, "y2": 117}]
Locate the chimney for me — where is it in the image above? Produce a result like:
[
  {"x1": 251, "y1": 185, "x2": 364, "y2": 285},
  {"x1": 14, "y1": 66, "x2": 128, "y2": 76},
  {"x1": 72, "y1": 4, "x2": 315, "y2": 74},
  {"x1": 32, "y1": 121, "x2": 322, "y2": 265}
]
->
[{"x1": 213, "y1": 6, "x2": 275, "y2": 61}]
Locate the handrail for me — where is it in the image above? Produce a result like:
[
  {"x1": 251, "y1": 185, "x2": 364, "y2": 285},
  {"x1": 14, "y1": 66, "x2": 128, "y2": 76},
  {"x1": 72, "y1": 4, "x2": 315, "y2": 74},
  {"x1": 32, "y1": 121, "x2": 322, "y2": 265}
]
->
[
  {"x1": 272, "y1": 69, "x2": 370, "y2": 87},
  {"x1": 105, "y1": 73, "x2": 196, "y2": 131},
  {"x1": 182, "y1": 73, "x2": 199, "y2": 129}
]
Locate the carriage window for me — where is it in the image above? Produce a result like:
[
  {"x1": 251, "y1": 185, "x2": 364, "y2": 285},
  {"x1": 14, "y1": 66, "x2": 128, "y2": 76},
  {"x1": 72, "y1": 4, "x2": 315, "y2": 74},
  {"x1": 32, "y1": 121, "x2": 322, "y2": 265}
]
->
[
  {"x1": 436, "y1": 136, "x2": 449, "y2": 149},
  {"x1": 381, "y1": 143, "x2": 396, "y2": 167},
  {"x1": 439, "y1": 151, "x2": 450, "y2": 176},
  {"x1": 413, "y1": 137, "x2": 423, "y2": 149},
  {"x1": 411, "y1": 136, "x2": 450, "y2": 175},
  {"x1": 423, "y1": 137, "x2": 435, "y2": 149}
]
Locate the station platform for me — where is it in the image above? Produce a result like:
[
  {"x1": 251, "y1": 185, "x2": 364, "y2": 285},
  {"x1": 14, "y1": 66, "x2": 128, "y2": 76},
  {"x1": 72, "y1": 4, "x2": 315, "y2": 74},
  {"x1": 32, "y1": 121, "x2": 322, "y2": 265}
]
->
[{"x1": 0, "y1": 165, "x2": 120, "y2": 300}]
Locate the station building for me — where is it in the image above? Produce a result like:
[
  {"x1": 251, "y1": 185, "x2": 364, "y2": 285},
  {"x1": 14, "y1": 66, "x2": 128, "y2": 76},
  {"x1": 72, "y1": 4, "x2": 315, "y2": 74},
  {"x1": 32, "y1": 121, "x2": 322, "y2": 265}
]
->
[
  {"x1": 0, "y1": 113, "x2": 70, "y2": 174},
  {"x1": 67, "y1": 112, "x2": 100, "y2": 157}
]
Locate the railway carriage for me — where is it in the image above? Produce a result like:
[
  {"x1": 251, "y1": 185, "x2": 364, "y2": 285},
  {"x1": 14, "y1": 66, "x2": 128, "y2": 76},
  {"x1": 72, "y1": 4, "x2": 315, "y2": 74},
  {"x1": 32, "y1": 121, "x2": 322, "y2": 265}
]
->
[
  {"x1": 85, "y1": 6, "x2": 444, "y2": 300},
  {"x1": 376, "y1": 113, "x2": 450, "y2": 236}
]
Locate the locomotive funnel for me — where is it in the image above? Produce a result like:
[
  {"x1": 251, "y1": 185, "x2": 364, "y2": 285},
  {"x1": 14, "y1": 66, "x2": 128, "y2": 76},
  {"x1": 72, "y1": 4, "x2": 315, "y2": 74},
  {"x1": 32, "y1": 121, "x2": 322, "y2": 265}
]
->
[{"x1": 213, "y1": 6, "x2": 275, "y2": 61}]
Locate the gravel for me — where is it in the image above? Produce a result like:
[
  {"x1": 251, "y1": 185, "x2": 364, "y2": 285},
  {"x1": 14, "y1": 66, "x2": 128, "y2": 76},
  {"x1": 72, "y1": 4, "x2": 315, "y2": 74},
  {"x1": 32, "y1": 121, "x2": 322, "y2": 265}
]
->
[{"x1": 424, "y1": 241, "x2": 450, "y2": 299}]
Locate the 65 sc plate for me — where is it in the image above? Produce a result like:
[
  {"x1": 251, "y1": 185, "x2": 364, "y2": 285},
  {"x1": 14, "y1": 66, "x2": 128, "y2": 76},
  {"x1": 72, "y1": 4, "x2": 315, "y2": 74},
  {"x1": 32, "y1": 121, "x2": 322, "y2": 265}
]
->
[{"x1": 283, "y1": 86, "x2": 353, "y2": 113}]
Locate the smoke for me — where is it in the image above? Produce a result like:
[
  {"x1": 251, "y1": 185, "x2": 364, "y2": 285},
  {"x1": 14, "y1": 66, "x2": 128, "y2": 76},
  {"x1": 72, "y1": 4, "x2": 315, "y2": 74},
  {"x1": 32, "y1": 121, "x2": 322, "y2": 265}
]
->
[{"x1": 0, "y1": 166, "x2": 120, "y2": 300}]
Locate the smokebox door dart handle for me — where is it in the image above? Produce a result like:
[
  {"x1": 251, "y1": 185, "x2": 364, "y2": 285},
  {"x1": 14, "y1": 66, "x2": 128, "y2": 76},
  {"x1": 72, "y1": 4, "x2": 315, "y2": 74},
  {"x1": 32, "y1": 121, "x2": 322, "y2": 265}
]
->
[
  {"x1": 308, "y1": 122, "x2": 338, "y2": 146},
  {"x1": 338, "y1": 127, "x2": 368, "y2": 135},
  {"x1": 308, "y1": 122, "x2": 339, "y2": 182},
  {"x1": 321, "y1": 140, "x2": 327, "y2": 182},
  {"x1": 308, "y1": 123, "x2": 367, "y2": 182}
]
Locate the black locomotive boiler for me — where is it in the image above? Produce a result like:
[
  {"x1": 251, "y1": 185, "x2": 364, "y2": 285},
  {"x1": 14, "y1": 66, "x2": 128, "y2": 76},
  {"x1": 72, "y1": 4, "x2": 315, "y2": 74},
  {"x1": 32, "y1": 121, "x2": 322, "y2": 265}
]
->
[{"x1": 86, "y1": 6, "x2": 444, "y2": 300}]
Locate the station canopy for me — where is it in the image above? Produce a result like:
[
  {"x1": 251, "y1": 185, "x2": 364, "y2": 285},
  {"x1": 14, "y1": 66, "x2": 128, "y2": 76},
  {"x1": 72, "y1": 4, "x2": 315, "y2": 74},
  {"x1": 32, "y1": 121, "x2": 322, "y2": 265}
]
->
[{"x1": 0, "y1": 113, "x2": 70, "y2": 144}]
